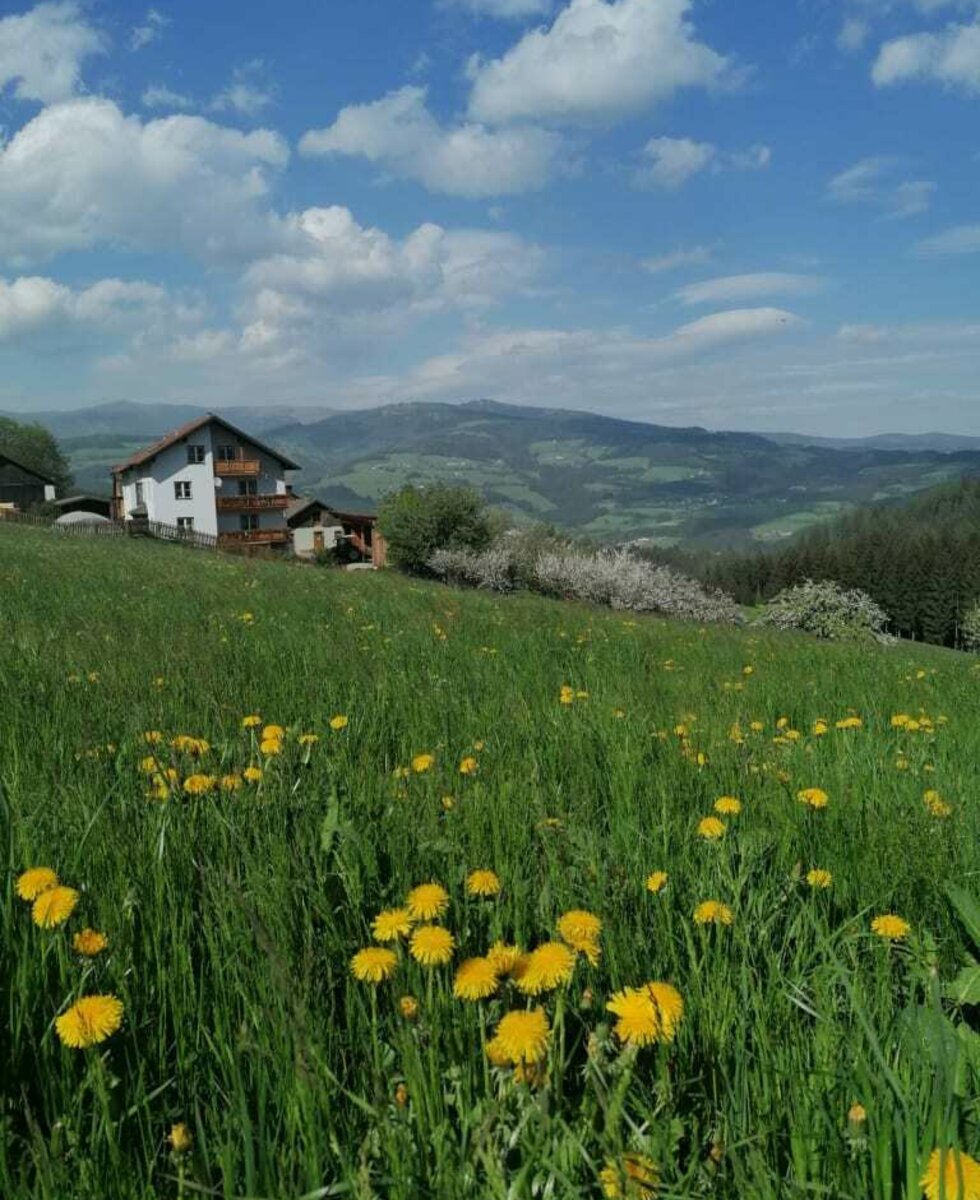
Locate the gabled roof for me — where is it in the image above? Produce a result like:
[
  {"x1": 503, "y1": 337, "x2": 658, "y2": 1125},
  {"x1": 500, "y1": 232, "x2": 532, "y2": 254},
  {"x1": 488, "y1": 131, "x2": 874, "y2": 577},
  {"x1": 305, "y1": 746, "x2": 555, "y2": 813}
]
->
[
  {"x1": 286, "y1": 496, "x2": 332, "y2": 525},
  {"x1": 0, "y1": 451, "x2": 56, "y2": 484},
  {"x1": 111, "y1": 413, "x2": 301, "y2": 473}
]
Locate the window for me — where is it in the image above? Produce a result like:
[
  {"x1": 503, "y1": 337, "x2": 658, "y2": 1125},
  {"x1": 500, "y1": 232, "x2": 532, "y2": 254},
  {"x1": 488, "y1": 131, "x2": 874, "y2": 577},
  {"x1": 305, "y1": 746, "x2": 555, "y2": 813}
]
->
[
  {"x1": 187, "y1": 444, "x2": 205, "y2": 465},
  {"x1": 237, "y1": 479, "x2": 257, "y2": 496},
  {"x1": 240, "y1": 514, "x2": 259, "y2": 532},
  {"x1": 217, "y1": 444, "x2": 235, "y2": 462},
  {"x1": 176, "y1": 517, "x2": 194, "y2": 531},
  {"x1": 135, "y1": 481, "x2": 144, "y2": 506},
  {"x1": 174, "y1": 481, "x2": 192, "y2": 500}
]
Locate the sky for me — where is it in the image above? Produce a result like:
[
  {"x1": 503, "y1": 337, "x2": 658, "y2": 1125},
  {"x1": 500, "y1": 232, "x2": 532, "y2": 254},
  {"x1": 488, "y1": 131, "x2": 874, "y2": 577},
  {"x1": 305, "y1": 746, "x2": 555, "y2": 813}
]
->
[{"x1": 0, "y1": 0, "x2": 978, "y2": 435}]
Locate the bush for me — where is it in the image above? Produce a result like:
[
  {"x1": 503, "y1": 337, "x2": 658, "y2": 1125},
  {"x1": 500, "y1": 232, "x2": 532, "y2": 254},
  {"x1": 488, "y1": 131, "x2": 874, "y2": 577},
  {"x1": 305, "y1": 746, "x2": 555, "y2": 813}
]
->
[
  {"x1": 378, "y1": 484, "x2": 491, "y2": 574},
  {"x1": 756, "y1": 579, "x2": 892, "y2": 642},
  {"x1": 962, "y1": 600, "x2": 980, "y2": 652}
]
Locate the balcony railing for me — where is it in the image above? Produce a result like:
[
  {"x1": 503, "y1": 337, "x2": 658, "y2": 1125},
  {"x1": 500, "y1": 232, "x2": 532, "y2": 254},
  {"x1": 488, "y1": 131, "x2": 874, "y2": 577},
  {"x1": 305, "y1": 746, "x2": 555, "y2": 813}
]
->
[
  {"x1": 218, "y1": 529, "x2": 289, "y2": 546},
  {"x1": 216, "y1": 494, "x2": 289, "y2": 512},
  {"x1": 214, "y1": 459, "x2": 260, "y2": 477}
]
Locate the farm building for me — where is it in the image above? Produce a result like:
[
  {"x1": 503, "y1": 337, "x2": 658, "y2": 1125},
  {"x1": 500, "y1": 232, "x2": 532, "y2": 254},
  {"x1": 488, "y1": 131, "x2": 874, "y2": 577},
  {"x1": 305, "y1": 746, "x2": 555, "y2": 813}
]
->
[
  {"x1": 287, "y1": 497, "x2": 387, "y2": 567},
  {"x1": 0, "y1": 453, "x2": 56, "y2": 510}
]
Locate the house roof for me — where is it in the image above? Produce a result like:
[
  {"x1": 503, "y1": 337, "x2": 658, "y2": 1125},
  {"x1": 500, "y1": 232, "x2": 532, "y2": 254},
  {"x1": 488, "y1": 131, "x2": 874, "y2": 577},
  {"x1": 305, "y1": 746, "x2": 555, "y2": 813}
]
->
[
  {"x1": 111, "y1": 413, "x2": 301, "y2": 474},
  {"x1": 325, "y1": 506, "x2": 377, "y2": 525},
  {"x1": 53, "y1": 494, "x2": 111, "y2": 507},
  {"x1": 286, "y1": 496, "x2": 331, "y2": 525},
  {"x1": 285, "y1": 496, "x2": 378, "y2": 527},
  {"x1": 0, "y1": 451, "x2": 56, "y2": 484}
]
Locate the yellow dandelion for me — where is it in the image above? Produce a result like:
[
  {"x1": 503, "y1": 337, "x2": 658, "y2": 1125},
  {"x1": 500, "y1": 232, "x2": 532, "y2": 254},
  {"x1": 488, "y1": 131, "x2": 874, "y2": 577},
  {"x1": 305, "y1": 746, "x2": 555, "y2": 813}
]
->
[
  {"x1": 297, "y1": 733, "x2": 319, "y2": 747},
  {"x1": 259, "y1": 738, "x2": 282, "y2": 757},
  {"x1": 557, "y1": 910, "x2": 602, "y2": 963},
  {"x1": 329, "y1": 714, "x2": 349, "y2": 731},
  {"x1": 171, "y1": 735, "x2": 209, "y2": 756},
  {"x1": 398, "y1": 995, "x2": 419, "y2": 1020},
  {"x1": 848, "y1": 1103, "x2": 867, "y2": 1125},
  {"x1": 697, "y1": 816, "x2": 726, "y2": 840},
  {"x1": 459, "y1": 755, "x2": 478, "y2": 775},
  {"x1": 55, "y1": 994, "x2": 124, "y2": 1048},
  {"x1": 139, "y1": 755, "x2": 160, "y2": 774},
  {"x1": 694, "y1": 900, "x2": 734, "y2": 926},
  {"x1": 487, "y1": 941, "x2": 525, "y2": 976},
  {"x1": 806, "y1": 869, "x2": 833, "y2": 889},
  {"x1": 515, "y1": 941, "x2": 576, "y2": 995},
  {"x1": 261, "y1": 724, "x2": 285, "y2": 740},
  {"x1": 599, "y1": 1152, "x2": 659, "y2": 1198},
  {"x1": 714, "y1": 796, "x2": 741, "y2": 816},
  {"x1": 466, "y1": 869, "x2": 501, "y2": 898},
  {"x1": 411, "y1": 753, "x2": 435, "y2": 773},
  {"x1": 72, "y1": 928, "x2": 108, "y2": 956},
  {"x1": 409, "y1": 924, "x2": 455, "y2": 967},
  {"x1": 871, "y1": 913, "x2": 910, "y2": 941},
  {"x1": 405, "y1": 882, "x2": 449, "y2": 921},
  {"x1": 923, "y1": 789, "x2": 951, "y2": 817},
  {"x1": 606, "y1": 981, "x2": 683, "y2": 1047},
  {"x1": 797, "y1": 787, "x2": 829, "y2": 809},
  {"x1": 15, "y1": 867, "x2": 58, "y2": 901},
  {"x1": 453, "y1": 957, "x2": 499, "y2": 1001},
  {"x1": 220, "y1": 774, "x2": 242, "y2": 792},
  {"x1": 168, "y1": 1122, "x2": 193, "y2": 1154},
  {"x1": 371, "y1": 908, "x2": 414, "y2": 942},
  {"x1": 243, "y1": 766, "x2": 262, "y2": 783},
  {"x1": 142, "y1": 730, "x2": 163, "y2": 744},
  {"x1": 32, "y1": 886, "x2": 79, "y2": 929},
  {"x1": 182, "y1": 774, "x2": 217, "y2": 795},
  {"x1": 241, "y1": 715, "x2": 262, "y2": 729},
  {"x1": 645, "y1": 871, "x2": 668, "y2": 895},
  {"x1": 491, "y1": 1007, "x2": 550, "y2": 1064},
  {"x1": 920, "y1": 1148, "x2": 980, "y2": 1200},
  {"x1": 350, "y1": 946, "x2": 398, "y2": 984}
]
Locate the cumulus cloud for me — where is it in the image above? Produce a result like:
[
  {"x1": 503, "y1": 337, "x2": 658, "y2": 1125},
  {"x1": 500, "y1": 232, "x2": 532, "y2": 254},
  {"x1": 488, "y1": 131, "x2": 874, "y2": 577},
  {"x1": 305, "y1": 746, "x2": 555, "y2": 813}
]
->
[
  {"x1": 827, "y1": 156, "x2": 936, "y2": 218},
  {"x1": 915, "y1": 223, "x2": 980, "y2": 254},
  {"x1": 0, "y1": 274, "x2": 168, "y2": 341},
  {"x1": 141, "y1": 83, "x2": 193, "y2": 109},
  {"x1": 441, "y1": 0, "x2": 553, "y2": 17},
  {"x1": 211, "y1": 62, "x2": 276, "y2": 117},
  {"x1": 641, "y1": 244, "x2": 717, "y2": 273},
  {"x1": 299, "y1": 86, "x2": 565, "y2": 197},
  {"x1": 0, "y1": 1, "x2": 105, "y2": 104},
  {"x1": 872, "y1": 21, "x2": 980, "y2": 91},
  {"x1": 0, "y1": 98, "x2": 289, "y2": 264},
  {"x1": 674, "y1": 273, "x2": 826, "y2": 306},
  {"x1": 466, "y1": 0, "x2": 734, "y2": 126},
  {"x1": 633, "y1": 136, "x2": 770, "y2": 189}
]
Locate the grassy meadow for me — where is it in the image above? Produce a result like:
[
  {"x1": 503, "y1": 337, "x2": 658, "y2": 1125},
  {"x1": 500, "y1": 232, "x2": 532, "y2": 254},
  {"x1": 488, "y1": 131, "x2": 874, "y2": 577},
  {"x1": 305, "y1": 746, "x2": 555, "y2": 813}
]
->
[{"x1": 1, "y1": 523, "x2": 978, "y2": 1199}]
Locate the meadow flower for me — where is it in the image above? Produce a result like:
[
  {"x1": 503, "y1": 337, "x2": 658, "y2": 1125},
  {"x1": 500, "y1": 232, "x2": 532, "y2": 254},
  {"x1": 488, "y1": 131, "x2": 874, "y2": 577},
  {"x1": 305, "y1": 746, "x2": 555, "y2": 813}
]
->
[
  {"x1": 557, "y1": 910, "x2": 602, "y2": 964},
  {"x1": 406, "y1": 883, "x2": 449, "y2": 921},
  {"x1": 350, "y1": 946, "x2": 398, "y2": 983},
  {"x1": 459, "y1": 756, "x2": 478, "y2": 775},
  {"x1": 329, "y1": 714, "x2": 349, "y2": 731},
  {"x1": 73, "y1": 928, "x2": 108, "y2": 956},
  {"x1": 55, "y1": 994, "x2": 124, "y2": 1048},
  {"x1": 182, "y1": 774, "x2": 217, "y2": 795},
  {"x1": 139, "y1": 756, "x2": 160, "y2": 774},
  {"x1": 920, "y1": 1148, "x2": 980, "y2": 1200},
  {"x1": 453, "y1": 956, "x2": 499, "y2": 1001},
  {"x1": 694, "y1": 900, "x2": 734, "y2": 926},
  {"x1": 398, "y1": 995, "x2": 419, "y2": 1020},
  {"x1": 371, "y1": 908, "x2": 414, "y2": 942},
  {"x1": 171, "y1": 736, "x2": 209, "y2": 757},
  {"x1": 645, "y1": 871, "x2": 668, "y2": 894},
  {"x1": 465, "y1": 869, "x2": 500, "y2": 898},
  {"x1": 241, "y1": 715, "x2": 262, "y2": 728},
  {"x1": 797, "y1": 787, "x2": 829, "y2": 810},
  {"x1": 812, "y1": 719, "x2": 829, "y2": 736},
  {"x1": 714, "y1": 796, "x2": 741, "y2": 816},
  {"x1": 411, "y1": 753, "x2": 435, "y2": 773},
  {"x1": 697, "y1": 816, "x2": 726, "y2": 840},
  {"x1": 487, "y1": 941, "x2": 525, "y2": 976},
  {"x1": 243, "y1": 766, "x2": 262, "y2": 783},
  {"x1": 848, "y1": 1103, "x2": 867, "y2": 1125},
  {"x1": 750, "y1": 720, "x2": 765, "y2": 732},
  {"x1": 806, "y1": 869, "x2": 833, "y2": 889},
  {"x1": 606, "y1": 982, "x2": 683, "y2": 1047},
  {"x1": 923, "y1": 789, "x2": 952, "y2": 817},
  {"x1": 259, "y1": 738, "x2": 282, "y2": 756},
  {"x1": 297, "y1": 733, "x2": 319, "y2": 747},
  {"x1": 599, "y1": 1152, "x2": 659, "y2": 1198},
  {"x1": 871, "y1": 914, "x2": 910, "y2": 941},
  {"x1": 32, "y1": 886, "x2": 79, "y2": 928},
  {"x1": 489, "y1": 1007, "x2": 550, "y2": 1064},
  {"x1": 261, "y1": 724, "x2": 285, "y2": 741},
  {"x1": 394, "y1": 1082, "x2": 409, "y2": 1107},
  {"x1": 168, "y1": 1123, "x2": 193, "y2": 1154},
  {"x1": 515, "y1": 941, "x2": 576, "y2": 994},
  {"x1": 16, "y1": 867, "x2": 58, "y2": 901},
  {"x1": 409, "y1": 925, "x2": 455, "y2": 966},
  {"x1": 143, "y1": 730, "x2": 163, "y2": 744},
  {"x1": 220, "y1": 774, "x2": 242, "y2": 792},
  {"x1": 836, "y1": 716, "x2": 863, "y2": 730}
]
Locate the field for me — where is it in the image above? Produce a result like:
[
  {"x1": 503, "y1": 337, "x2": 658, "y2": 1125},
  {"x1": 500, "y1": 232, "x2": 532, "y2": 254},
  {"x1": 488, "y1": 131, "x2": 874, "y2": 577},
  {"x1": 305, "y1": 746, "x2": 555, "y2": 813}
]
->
[{"x1": 2, "y1": 524, "x2": 978, "y2": 1200}]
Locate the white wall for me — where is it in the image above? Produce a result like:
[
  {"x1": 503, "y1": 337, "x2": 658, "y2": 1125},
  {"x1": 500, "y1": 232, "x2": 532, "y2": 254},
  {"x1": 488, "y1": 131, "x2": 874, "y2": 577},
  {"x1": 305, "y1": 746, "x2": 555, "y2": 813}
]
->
[{"x1": 293, "y1": 523, "x2": 342, "y2": 557}]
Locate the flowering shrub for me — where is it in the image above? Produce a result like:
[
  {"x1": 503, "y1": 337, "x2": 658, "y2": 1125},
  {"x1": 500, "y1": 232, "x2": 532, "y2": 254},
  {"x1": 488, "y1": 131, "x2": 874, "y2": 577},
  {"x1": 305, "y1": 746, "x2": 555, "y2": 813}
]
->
[
  {"x1": 428, "y1": 547, "x2": 518, "y2": 593},
  {"x1": 756, "y1": 579, "x2": 892, "y2": 643},
  {"x1": 962, "y1": 600, "x2": 980, "y2": 652}
]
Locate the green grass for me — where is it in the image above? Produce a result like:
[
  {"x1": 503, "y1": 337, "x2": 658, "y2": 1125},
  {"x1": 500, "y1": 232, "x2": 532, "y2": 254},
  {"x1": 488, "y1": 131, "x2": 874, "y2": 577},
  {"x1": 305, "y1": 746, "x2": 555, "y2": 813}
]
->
[{"x1": 1, "y1": 525, "x2": 978, "y2": 1199}]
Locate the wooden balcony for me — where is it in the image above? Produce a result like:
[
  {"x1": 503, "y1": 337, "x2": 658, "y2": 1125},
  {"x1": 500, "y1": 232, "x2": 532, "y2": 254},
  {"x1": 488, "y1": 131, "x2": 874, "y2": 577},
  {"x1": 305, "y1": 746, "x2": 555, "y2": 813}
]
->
[
  {"x1": 218, "y1": 529, "x2": 289, "y2": 546},
  {"x1": 214, "y1": 459, "x2": 260, "y2": 477},
  {"x1": 216, "y1": 494, "x2": 289, "y2": 512}
]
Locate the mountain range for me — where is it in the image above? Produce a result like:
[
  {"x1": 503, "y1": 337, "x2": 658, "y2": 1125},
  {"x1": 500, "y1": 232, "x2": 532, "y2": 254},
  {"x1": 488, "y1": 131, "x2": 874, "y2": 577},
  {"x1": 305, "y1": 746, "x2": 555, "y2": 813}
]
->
[{"x1": 9, "y1": 399, "x2": 980, "y2": 547}]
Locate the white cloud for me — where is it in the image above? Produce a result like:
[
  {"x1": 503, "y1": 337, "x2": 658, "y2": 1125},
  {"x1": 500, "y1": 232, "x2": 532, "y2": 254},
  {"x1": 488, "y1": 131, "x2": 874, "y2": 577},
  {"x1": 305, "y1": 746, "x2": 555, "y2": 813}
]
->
[
  {"x1": 674, "y1": 273, "x2": 827, "y2": 306},
  {"x1": 130, "y1": 9, "x2": 168, "y2": 52},
  {"x1": 141, "y1": 83, "x2": 193, "y2": 110},
  {"x1": 837, "y1": 319, "x2": 980, "y2": 344},
  {"x1": 441, "y1": 0, "x2": 553, "y2": 17},
  {"x1": 0, "y1": 2, "x2": 105, "y2": 104},
  {"x1": 466, "y1": 0, "x2": 733, "y2": 126},
  {"x1": 211, "y1": 63, "x2": 275, "y2": 118},
  {"x1": 633, "y1": 136, "x2": 771, "y2": 190},
  {"x1": 873, "y1": 21, "x2": 980, "y2": 91},
  {"x1": 915, "y1": 223, "x2": 980, "y2": 254},
  {"x1": 641, "y1": 244, "x2": 717, "y2": 273},
  {"x1": 827, "y1": 156, "x2": 936, "y2": 218},
  {"x1": 838, "y1": 17, "x2": 870, "y2": 51},
  {"x1": 0, "y1": 274, "x2": 168, "y2": 341},
  {"x1": 0, "y1": 98, "x2": 289, "y2": 264},
  {"x1": 299, "y1": 85, "x2": 565, "y2": 197}
]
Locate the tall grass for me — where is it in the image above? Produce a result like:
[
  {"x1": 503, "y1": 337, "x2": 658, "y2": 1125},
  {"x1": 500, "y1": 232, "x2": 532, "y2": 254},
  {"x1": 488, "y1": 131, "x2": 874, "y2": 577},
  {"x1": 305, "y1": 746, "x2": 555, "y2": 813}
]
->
[{"x1": 1, "y1": 524, "x2": 977, "y2": 1199}]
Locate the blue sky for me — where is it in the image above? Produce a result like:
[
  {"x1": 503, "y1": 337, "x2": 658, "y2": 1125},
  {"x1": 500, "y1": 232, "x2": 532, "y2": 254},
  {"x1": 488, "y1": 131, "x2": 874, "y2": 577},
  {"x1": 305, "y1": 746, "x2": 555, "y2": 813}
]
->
[{"x1": 0, "y1": 0, "x2": 978, "y2": 434}]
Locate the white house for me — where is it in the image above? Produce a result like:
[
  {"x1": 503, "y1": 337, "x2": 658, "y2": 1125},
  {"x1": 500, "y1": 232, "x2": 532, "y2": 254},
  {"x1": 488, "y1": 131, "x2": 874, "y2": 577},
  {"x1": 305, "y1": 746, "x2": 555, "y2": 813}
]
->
[{"x1": 110, "y1": 414, "x2": 300, "y2": 547}]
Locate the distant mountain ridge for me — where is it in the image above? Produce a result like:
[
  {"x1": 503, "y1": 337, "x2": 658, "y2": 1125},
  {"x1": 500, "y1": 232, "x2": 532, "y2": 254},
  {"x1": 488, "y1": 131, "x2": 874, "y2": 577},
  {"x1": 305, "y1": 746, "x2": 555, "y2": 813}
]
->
[{"x1": 12, "y1": 398, "x2": 980, "y2": 547}]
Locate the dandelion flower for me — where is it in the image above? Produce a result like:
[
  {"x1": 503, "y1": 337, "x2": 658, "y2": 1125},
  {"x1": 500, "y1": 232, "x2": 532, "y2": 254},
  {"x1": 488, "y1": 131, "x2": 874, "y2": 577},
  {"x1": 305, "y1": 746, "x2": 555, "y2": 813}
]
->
[
  {"x1": 606, "y1": 982, "x2": 683, "y2": 1047},
  {"x1": 32, "y1": 886, "x2": 79, "y2": 929},
  {"x1": 409, "y1": 924, "x2": 455, "y2": 967},
  {"x1": 220, "y1": 774, "x2": 242, "y2": 792},
  {"x1": 261, "y1": 724, "x2": 284, "y2": 741},
  {"x1": 923, "y1": 789, "x2": 952, "y2": 817},
  {"x1": 697, "y1": 816, "x2": 726, "y2": 840},
  {"x1": 466, "y1": 869, "x2": 501, "y2": 898},
  {"x1": 259, "y1": 738, "x2": 282, "y2": 756},
  {"x1": 453, "y1": 957, "x2": 499, "y2": 1001},
  {"x1": 398, "y1": 995, "x2": 419, "y2": 1020},
  {"x1": 491, "y1": 1007, "x2": 550, "y2": 1064},
  {"x1": 806, "y1": 869, "x2": 833, "y2": 889},
  {"x1": 487, "y1": 941, "x2": 524, "y2": 976},
  {"x1": 171, "y1": 735, "x2": 209, "y2": 757},
  {"x1": 168, "y1": 1123, "x2": 193, "y2": 1154},
  {"x1": 241, "y1": 715, "x2": 262, "y2": 729},
  {"x1": 55, "y1": 994, "x2": 124, "y2": 1048},
  {"x1": 848, "y1": 1103, "x2": 867, "y2": 1125},
  {"x1": 371, "y1": 908, "x2": 414, "y2": 942},
  {"x1": 920, "y1": 1148, "x2": 980, "y2": 1200},
  {"x1": 797, "y1": 787, "x2": 829, "y2": 809},
  {"x1": 557, "y1": 910, "x2": 602, "y2": 963},
  {"x1": 350, "y1": 946, "x2": 398, "y2": 983},
  {"x1": 515, "y1": 941, "x2": 576, "y2": 995},
  {"x1": 73, "y1": 928, "x2": 108, "y2": 956},
  {"x1": 411, "y1": 753, "x2": 435, "y2": 773},
  {"x1": 16, "y1": 867, "x2": 58, "y2": 901},
  {"x1": 459, "y1": 756, "x2": 478, "y2": 775},
  {"x1": 714, "y1": 796, "x2": 741, "y2": 816},
  {"x1": 645, "y1": 871, "x2": 668, "y2": 895},
  {"x1": 329, "y1": 714, "x2": 349, "y2": 731},
  {"x1": 694, "y1": 900, "x2": 733, "y2": 926},
  {"x1": 243, "y1": 766, "x2": 262, "y2": 783},
  {"x1": 599, "y1": 1152, "x2": 659, "y2": 1198},
  {"x1": 298, "y1": 733, "x2": 319, "y2": 747},
  {"x1": 182, "y1": 774, "x2": 217, "y2": 795},
  {"x1": 406, "y1": 882, "x2": 449, "y2": 921},
  {"x1": 143, "y1": 730, "x2": 163, "y2": 744},
  {"x1": 485, "y1": 1035, "x2": 511, "y2": 1066},
  {"x1": 871, "y1": 913, "x2": 910, "y2": 941}
]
